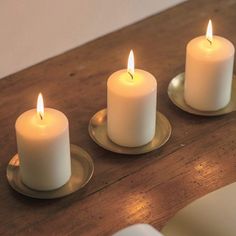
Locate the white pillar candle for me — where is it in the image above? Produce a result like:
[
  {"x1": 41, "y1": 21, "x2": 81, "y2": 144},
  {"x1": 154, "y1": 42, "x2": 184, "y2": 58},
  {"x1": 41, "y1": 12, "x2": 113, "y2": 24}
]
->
[
  {"x1": 107, "y1": 50, "x2": 157, "y2": 147},
  {"x1": 185, "y1": 20, "x2": 235, "y2": 111},
  {"x1": 113, "y1": 224, "x2": 163, "y2": 236},
  {"x1": 15, "y1": 93, "x2": 71, "y2": 191}
]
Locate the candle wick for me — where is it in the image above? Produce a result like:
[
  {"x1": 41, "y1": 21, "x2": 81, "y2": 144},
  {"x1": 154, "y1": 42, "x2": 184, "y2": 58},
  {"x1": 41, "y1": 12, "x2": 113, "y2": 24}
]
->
[
  {"x1": 39, "y1": 113, "x2": 43, "y2": 120},
  {"x1": 128, "y1": 71, "x2": 134, "y2": 80},
  {"x1": 207, "y1": 39, "x2": 212, "y2": 45}
]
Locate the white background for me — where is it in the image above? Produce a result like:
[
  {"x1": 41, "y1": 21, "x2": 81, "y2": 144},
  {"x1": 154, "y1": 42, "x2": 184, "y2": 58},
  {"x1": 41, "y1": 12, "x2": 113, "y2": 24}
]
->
[{"x1": 0, "y1": 0, "x2": 184, "y2": 79}]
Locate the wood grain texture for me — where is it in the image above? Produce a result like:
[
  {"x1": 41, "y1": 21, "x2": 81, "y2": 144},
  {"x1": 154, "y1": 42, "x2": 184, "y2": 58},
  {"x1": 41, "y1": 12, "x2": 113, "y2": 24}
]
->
[{"x1": 0, "y1": 0, "x2": 236, "y2": 235}]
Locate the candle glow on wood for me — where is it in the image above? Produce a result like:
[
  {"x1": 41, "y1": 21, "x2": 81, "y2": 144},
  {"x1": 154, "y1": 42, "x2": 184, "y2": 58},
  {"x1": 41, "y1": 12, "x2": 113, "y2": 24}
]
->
[
  {"x1": 37, "y1": 93, "x2": 44, "y2": 120},
  {"x1": 206, "y1": 19, "x2": 213, "y2": 44},
  {"x1": 127, "y1": 50, "x2": 135, "y2": 79}
]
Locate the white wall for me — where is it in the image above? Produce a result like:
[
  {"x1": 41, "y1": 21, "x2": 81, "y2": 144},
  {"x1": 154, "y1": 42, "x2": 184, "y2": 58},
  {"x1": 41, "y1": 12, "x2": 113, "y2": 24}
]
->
[{"x1": 0, "y1": 0, "x2": 184, "y2": 79}]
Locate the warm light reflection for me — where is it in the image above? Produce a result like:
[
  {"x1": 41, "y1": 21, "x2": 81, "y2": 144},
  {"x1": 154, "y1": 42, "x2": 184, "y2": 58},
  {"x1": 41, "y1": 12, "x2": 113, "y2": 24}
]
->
[
  {"x1": 127, "y1": 50, "x2": 135, "y2": 78},
  {"x1": 37, "y1": 93, "x2": 44, "y2": 120},
  {"x1": 124, "y1": 193, "x2": 150, "y2": 223},
  {"x1": 206, "y1": 19, "x2": 213, "y2": 44}
]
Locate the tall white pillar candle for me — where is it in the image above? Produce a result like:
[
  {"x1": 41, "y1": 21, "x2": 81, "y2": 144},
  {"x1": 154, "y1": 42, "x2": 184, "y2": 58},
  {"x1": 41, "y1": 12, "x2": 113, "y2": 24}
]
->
[
  {"x1": 185, "y1": 20, "x2": 235, "y2": 111},
  {"x1": 15, "y1": 94, "x2": 71, "y2": 191},
  {"x1": 107, "y1": 50, "x2": 157, "y2": 147}
]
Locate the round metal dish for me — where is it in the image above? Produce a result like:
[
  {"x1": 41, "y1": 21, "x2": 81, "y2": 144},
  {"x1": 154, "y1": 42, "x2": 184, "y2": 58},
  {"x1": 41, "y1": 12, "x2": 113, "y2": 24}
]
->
[
  {"x1": 7, "y1": 144, "x2": 94, "y2": 199},
  {"x1": 168, "y1": 72, "x2": 236, "y2": 116},
  {"x1": 88, "y1": 109, "x2": 171, "y2": 155}
]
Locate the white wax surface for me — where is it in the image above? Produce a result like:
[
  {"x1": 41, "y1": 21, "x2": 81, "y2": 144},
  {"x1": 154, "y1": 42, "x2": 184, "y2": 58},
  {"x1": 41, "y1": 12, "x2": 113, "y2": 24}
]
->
[
  {"x1": 185, "y1": 35, "x2": 235, "y2": 111},
  {"x1": 15, "y1": 108, "x2": 71, "y2": 191},
  {"x1": 107, "y1": 69, "x2": 157, "y2": 147},
  {"x1": 162, "y1": 182, "x2": 236, "y2": 236},
  {"x1": 113, "y1": 224, "x2": 163, "y2": 236}
]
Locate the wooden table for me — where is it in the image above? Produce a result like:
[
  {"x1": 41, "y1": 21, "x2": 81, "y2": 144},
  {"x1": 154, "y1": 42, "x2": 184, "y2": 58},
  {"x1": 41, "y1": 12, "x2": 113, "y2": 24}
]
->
[{"x1": 1, "y1": 0, "x2": 236, "y2": 235}]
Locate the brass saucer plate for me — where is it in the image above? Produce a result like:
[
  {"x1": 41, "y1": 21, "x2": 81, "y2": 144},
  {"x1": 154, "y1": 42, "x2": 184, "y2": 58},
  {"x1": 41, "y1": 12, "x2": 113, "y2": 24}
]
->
[
  {"x1": 7, "y1": 144, "x2": 94, "y2": 199},
  {"x1": 168, "y1": 72, "x2": 236, "y2": 116},
  {"x1": 88, "y1": 109, "x2": 171, "y2": 155}
]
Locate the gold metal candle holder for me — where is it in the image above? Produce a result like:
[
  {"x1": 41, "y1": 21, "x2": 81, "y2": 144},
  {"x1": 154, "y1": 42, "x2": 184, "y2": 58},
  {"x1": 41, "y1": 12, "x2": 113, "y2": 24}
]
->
[
  {"x1": 88, "y1": 109, "x2": 172, "y2": 155},
  {"x1": 168, "y1": 73, "x2": 236, "y2": 116},
  {"x1": 7, "y1": 144, "x2": 94, "y2": 199}
]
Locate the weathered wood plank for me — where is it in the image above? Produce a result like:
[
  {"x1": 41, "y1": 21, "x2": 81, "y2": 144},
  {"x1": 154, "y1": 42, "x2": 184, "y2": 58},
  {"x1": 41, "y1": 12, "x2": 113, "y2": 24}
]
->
[
  {"x1": 0, "y1": 0, "x2": 236, "y2": 235},
  {"x1": 17, "y1": 119, "x2": 236, "y2": 236}
]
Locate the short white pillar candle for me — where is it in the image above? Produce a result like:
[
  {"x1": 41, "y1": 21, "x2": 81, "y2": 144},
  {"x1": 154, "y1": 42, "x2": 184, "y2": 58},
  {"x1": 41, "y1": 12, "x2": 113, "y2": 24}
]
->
[
  {"x1": 185, "y1": 20, "x2": 235, "y2": 111},
  {"x1": 15, "y1": 93, "x2": 71, "y2": 191},
  {"x1": 112, "y1": 224, "x2": 163, "y2": 236},
  {"x1": 107, "y1": 50, "x2": 157, "y2": 147}
]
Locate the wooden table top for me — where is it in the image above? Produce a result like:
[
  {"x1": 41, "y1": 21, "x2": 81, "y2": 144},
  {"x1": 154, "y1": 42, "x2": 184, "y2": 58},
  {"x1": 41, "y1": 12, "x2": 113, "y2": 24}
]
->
[{"x1": 1, "y1": 0, "x2": 236, "y2": 235}]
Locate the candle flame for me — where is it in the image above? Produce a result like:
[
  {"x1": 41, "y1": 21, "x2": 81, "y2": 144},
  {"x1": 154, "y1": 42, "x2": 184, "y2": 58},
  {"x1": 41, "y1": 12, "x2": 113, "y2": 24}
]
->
[
  {"x1": 206, "y1": 19, "x2": 213, "y2": 44},
  {"x1": 127, "y1": 50, "x2": 135, "y2": 78},
  {"x1": 37, "y1": 93, "x2": 44, "y2": 120}
]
